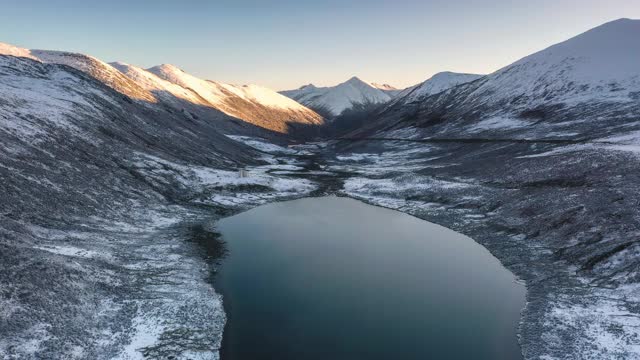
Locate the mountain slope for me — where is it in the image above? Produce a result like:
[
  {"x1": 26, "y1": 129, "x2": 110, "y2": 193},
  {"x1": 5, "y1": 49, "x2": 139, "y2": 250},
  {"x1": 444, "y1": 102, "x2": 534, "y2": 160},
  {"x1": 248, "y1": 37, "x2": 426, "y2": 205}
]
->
[
  {"x1": 0, "y1": 43, "x2": 158, "y2": 103},
  {"x1": 353, "y1": 18, "x2": 640, "y2": 140},
  {"x1": 0, "y1": 52, "x2": 264, "y2": 359},
  {"x1": 335, "y1": 19, "x2": 640, "y2": 360},
  {"x1": 147, "y1": 64, "x2": 324, "y2": 135},
  {"x1": 395, "y1": 71, "x2": 483, "y2": 104},
  {"x1": 370, "y1": 82, "x2": 403, "y2": 97},
  {"x1": 280, "y1": 76, "x2": 393, "y2": 117},
  {"x1": 0, "y1": 43, "x2": 324, "y2": 138},
  {"x1": 110, "y1": 61, "x2": 211, "y2": 108}
]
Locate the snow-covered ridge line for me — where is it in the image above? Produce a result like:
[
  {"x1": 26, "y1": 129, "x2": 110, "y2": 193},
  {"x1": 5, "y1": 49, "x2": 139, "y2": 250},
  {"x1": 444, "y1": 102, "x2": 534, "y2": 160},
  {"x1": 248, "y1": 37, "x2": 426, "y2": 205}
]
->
[
  {"x1": 0, "y1": 42, "x2": 324, "y2": 136},
  {"x1": 395, "y1": 71, "x2": 484, "y2": 103},
  {"x1": 0, "y1": 42, "x2": 157, "y2": 102},
  {"x1": 146, "y1": 63, "x2": 317, "y2": 112},
  {"x1": 280, "y1": 76, "x2": 395, "y2": 116},
  {"x1": 355, "y1": 18, "x2": 640, "y2": 142}
]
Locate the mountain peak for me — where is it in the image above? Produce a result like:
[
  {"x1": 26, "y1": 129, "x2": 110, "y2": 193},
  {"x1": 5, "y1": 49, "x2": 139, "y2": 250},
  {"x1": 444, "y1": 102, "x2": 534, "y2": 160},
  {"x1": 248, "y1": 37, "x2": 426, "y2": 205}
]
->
[
  {"x1": 345, "y1": 76, "x2": 367, "y2": 85},
  {"x1": 505, "y1": 17, "x2": 640, "y2": 83},
  {"x1": 148, "y1": 63, "x2": 183, "y2": 74},
  {"x1": 606, "y1": 17, "x2": 636, "y2": 25},
  {"x1": 370, "y1": 83, "x2": 398, "y2": 91},
  {"x1": 109, "y1": 61, "x2": 130, "y2": 70},
  {"x1": 0, "y1": 42, "x2": 36, "y2": 60},
  {"x1": 281, "y1": 76, "x2": 392, "y2": 117},
  {"x1": 396, "y1": 71, "x2": 484, "y2": 103}
]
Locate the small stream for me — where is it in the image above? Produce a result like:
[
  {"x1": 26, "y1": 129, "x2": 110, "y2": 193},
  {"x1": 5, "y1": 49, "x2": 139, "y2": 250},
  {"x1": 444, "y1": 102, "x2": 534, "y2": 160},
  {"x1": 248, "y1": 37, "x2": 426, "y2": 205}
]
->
[{"x1": 214, "y1": 196, "x2": 525, "y2": 360}]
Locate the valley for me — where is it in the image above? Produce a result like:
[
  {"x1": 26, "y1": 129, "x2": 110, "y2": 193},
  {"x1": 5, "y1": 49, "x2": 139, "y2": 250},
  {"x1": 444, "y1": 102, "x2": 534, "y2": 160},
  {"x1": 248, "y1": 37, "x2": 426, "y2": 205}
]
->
[{"x1": 1, "y1": 17, "x2": 640, "y2": 360}]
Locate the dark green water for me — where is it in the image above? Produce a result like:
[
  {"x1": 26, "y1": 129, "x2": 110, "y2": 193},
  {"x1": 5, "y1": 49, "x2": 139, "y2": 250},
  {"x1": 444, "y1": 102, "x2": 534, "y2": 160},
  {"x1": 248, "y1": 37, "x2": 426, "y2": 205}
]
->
[{"x1": 215, "y1": 196, "x2": 525, "y2": 360}]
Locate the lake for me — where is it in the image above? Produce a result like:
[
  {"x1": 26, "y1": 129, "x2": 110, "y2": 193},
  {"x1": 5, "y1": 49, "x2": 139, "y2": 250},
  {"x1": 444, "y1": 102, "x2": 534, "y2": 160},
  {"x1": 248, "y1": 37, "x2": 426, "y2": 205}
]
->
[{"x1": 214, "y1": 196, "x2": 525, "y2": 360}]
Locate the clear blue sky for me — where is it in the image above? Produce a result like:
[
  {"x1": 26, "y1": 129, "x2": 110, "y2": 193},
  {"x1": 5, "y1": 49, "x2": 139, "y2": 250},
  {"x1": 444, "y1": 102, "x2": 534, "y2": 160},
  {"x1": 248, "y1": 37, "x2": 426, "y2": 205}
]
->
[{"x1": 1, "y1": 0, "x2": 639, "y2": 90}]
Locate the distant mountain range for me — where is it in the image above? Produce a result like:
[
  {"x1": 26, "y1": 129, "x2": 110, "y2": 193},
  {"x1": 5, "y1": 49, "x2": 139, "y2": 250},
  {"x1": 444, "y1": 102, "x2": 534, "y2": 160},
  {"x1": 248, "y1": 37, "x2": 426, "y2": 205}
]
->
[
  {"x1": 280, "y1": 73, "x2": 484, "y2": 120},
  {"x1": 280, "y1": 76, "x2": 395, "y2": 117}
]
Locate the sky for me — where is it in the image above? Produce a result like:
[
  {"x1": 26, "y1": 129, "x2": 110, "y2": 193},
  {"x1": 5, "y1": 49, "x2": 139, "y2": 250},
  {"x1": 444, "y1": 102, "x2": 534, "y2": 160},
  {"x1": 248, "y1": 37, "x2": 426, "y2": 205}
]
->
[{"x1": 1, "y1": 0, "x2": 639, "y2": 90}]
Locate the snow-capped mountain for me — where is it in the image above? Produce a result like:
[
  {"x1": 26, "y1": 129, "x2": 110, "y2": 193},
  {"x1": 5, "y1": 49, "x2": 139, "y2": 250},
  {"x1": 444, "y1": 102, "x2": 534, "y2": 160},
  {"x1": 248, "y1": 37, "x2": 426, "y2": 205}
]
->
[
  {"x1": 280, "y1": 76, "x2": 394, "y2": 117},
  {"x1": 0, "y1": 43, "x2": 324, "y2": 138},
  {"x1": 144, "y1": 64, "x2": 324, "y2": 134},
  {"x1": 370, "y1": 82, "x2": 403, "y2": 97},
  {"x1": 110, "y1": 61, "x2": 211, "y2": 107},
  {"x1": 354, "y1": 18, "x2": 640, "y2": 140},
  {"x1": 0, "y1": 43, "x2": 157, "y2": 102},
  {"x1": 395, "y1": 71, "x2": 483, "y2": 103}
]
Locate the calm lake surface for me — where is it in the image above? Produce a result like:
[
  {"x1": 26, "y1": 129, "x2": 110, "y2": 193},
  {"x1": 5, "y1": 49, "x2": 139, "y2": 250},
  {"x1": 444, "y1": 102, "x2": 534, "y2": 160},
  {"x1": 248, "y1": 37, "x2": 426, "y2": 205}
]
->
[{"x1": 215, "y1": 196, "x2": 525, "y2": 360}]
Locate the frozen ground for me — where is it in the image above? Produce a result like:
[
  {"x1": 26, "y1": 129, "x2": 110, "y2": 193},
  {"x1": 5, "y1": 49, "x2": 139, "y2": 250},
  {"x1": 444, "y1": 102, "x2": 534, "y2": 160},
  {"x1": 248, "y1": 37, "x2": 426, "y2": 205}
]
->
[
  {"x1": 0, "y1": 142, "x2": 318, "y2": 359},
  {"x1": 0, "y1": 51, "x2": 319, "y2": 360},
  {"x1": 4, "y1": 127, "x2": 640, "y2": 359}
]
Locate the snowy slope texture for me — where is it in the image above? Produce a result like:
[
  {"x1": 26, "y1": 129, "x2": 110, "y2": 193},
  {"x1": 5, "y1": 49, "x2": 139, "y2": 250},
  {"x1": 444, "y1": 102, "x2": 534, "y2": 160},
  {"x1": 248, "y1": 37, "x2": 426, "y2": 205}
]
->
[
  {"x1": 0, "y1": 53, "x2": 260, "y2": 359},
  {"x1": 280, "y1": 76, "x2": 393, "y2": 117},
  {"x1": 0, "y1": 43, "x2": 324, "y2": 138},
  {"x1": 354, "y1": 18, "x2": 640, "y2": 140},
  {"x1": 110, "y1": 61, "x2": 211, "y2": 108},
  {"x1": 370, "y1": 82, "x2": 403, "y2": 97},
  {"x1": 336, "y1": 19, "x2": 640, "y2": 360},
  {"x1": 147, "y1": 64, "x2": 324, "y2": 134},
  {"x1": 0, "y1": 43, "x2": 158, "y2": 103},
  {"x1": 395, "y1": 71, "x2": 483, "y2": 103}
]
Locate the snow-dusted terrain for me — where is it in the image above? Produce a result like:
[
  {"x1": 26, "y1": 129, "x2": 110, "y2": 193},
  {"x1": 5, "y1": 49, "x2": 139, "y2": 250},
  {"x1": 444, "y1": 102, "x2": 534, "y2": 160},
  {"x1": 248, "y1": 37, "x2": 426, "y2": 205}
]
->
[
  {"x1": 146, "y1": 64, "x2": 324, "y2": 134},
  {"x1": 369, "y1": 82, "x2": 402, "y2": 97},
  {"x1": 280, "y1": 76, "x2": 395, "y2": 117},
  {"x1": 0, "y1": 52, "x2": 317, "y2": 359},
  {"x1": 394, "y1": 71, "x2": 483, "y2": 103},
  {"x1": 337, "y1": 18, "x2": 640, "y2": 360},
  {"x1": 2, "y1": 17, "x2": 640, "y2": 360},
  {"x1": 325, "y1": 139, "x2": 640, "y2": 360},
  {"x1": 352, "y1": 18, "x2": 640, "y2": 141},
  {"x1": 0, "y1": 43, "x2": 324, "y2": 139}
]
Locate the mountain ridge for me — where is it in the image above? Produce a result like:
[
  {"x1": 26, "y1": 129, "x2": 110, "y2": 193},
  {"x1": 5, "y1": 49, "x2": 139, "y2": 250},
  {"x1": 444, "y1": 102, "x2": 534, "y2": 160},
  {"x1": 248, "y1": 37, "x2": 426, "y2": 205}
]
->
[
  {"x1": 350, "y1": 18, "x2": 640, "y2": 141},
  {"x1": 0, "y1": 43, "x2": 324, "y2": 138},
  {"x1": 280, "y1": 76, "x2": 395, "y2": 117}
]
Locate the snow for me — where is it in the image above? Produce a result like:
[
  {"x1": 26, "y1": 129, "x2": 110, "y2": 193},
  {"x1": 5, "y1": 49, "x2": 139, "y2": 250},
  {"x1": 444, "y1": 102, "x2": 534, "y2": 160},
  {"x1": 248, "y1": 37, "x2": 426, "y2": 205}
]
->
[
  {"x1": 28, "y1": 50, "x2": 156, "y2": 102},
  {"x1": 110, "y1": 62, "x2": 208, "y2": 107},
  {"x1": 147, "y1": 64, "x2": 314, "y2": 112},
  {"x1": 119, "y1": 316, "x2": 164, "y2": 360},
  {"x1": 35, "y1": 245, "x2": 98, "y2": 258},
  {"x1": 370, "y1": 82, "x2": 403, "y2": 96},
  {"x1": 467, "y1": 116, "x2": 530, "y2": 132},
  {"x1": 0, "y1": 56, "x2": 109, "y2": 140},
  {"x1": 133, "y1": 152, "x2": 317, "y2": 210},
  {"x1": 280, "y1": 76, "x2": 392, "y2": 116},
  {"x1": 370, "y1": 83, "x2": 398, "y2": 91},
  {"x1": 542, "y1": 287, "x2": 640, "y2": 359},
  {"x1": 3, "y1": 42, "x2": 322, "y2": 130},
  {"x1": 470, "y1": 18, "x2": 640, "y2": 107},
  {"x1": 0, "y1": 42, "x2": 38, "y2": 60},
  {"x1": 398, "y1": 71, "x2": 483, "y2": 102},
  {"x1": 225, "y1": 135, "x2": 312, "y2": 155}
]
